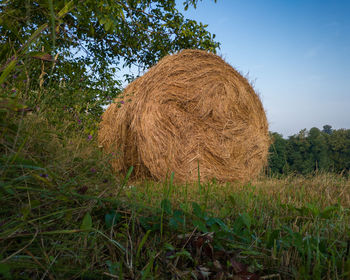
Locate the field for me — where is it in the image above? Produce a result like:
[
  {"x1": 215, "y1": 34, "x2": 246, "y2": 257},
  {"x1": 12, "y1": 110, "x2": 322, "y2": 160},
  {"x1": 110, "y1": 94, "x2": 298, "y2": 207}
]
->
[
  {"x1": 1, "y1": 1, "x2": 349, "y2": 279},
  {"x1": 1, "y1": 111, "x2": 350, "y2": 280}
]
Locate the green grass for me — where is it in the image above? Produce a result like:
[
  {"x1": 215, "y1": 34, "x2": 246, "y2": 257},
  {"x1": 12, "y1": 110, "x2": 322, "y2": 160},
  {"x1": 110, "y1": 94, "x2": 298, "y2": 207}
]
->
[{"x1": 1, "y1": 104, "x2": 350, "y2": 279}]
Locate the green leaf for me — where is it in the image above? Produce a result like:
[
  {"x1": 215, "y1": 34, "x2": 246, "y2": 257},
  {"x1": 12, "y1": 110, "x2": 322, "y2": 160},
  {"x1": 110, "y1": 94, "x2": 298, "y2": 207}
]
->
[
  {"x1": 57, "y1": 0, "x2": 75, "y2": 18},
  {"x1": 0, "y1": 164, "x2": 45, "y2": 171},
  {"x1": 266, "y1": 229, "x2": 281, "y2": 249},
  {"x1": 106, "y1": 260, "x2": 122, "y2": 276},
  {"x1": 344, "y1": 258, "x2": 350, "y2": 279},
  {"x1": 169, "y1": 209, "x2": 185, "y2": 230},
  {"x1": 140, "y1": 216, "x2": 160, "y2": 231},
  {"x1": 240, "y1": 213, "x2": 252, "y2": 230},
  {"x1": 164, "y1": 243, "x2": 175, "y2": 251},
  {"x1": 240, "y1": 250, "x2": 261, "y2": 256},
  {"x1": 192, "y1": 202, "x2": 203, "y2": 218},
  {"x1": 193, "y1": 219, "x2": 207, "y2": 232},
  {"x1": 0, "y1": 59, "x2": 17, "y2": 84},
  {"x1": 0, "y1": 260, "x2": 12, "y2": 279},
  {"x1": 320, "y1": 205, "x2": 338, "y2": 219},
  {"x1": 161, "y1": 199, "x2": 172, "y2": 215},
  {"x1": 136, "y1": 230, "x2": 152, "y2": 262},
  {"x1": 0, "y1": 183, "x2": 14, "y2": 195},
  {"x1": 169, "y1": 171, "x2": 174, "y2": 187},
  {"x1": 104, "y1": 18, "x2": 114, "y2": 32},
  {"x1": 80, "y1": 212, "x2": 92, "y2": 230},
  {"x1": 206, "y1": 217, "x2": 229, "y2": 232},
  {"x1": 175, "y1": 249, "x2": 193, "y2": 261},
  {"x1": 121, "y1": 166, "x2": 133, "y2": 187},
  {"x1": 105, "y1": 211, "x2": 121, "y2": 228},
  {"x1": 141, "y1": 252, "x2": 155, "y2": 280},
  {"x1": 0, "y1": 262, "x2": 11, "y2": 279},
  {"x1": 228, "y1": 195, "x2": 236, "y2": 207}
]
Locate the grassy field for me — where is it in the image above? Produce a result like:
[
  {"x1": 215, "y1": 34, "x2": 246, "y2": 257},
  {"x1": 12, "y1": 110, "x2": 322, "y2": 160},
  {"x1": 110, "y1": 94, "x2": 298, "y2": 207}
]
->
[{"x1": 1, "y1": 110, "x2": 350, "y2": 279}]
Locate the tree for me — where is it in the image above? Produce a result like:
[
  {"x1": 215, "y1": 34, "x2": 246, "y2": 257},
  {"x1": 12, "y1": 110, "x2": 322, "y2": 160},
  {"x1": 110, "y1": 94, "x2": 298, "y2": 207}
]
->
[
  {"x1": 322, "y1": 125, "x2": 333, "y2": 135},
  {"x1": 0, "y1": 0, "x2": 220, "y2": 118},
  {"x1": 328, "y1": 129, "x2": 350, "y2": 172},
  {"x1": 1, "y1": 0, "x2": 219, "y2": 76},
  {"x1": 267, "y1": 126, "x2": 350, "y2": 175},
  {"x1": 268, "y1": 132, "x2": 288, "y2": 175},
  {"x1": 286, "y1": 129, "x2": 314, "y2": 174},
  {"x1": 308, "y1": 127, "x2": 331, "y2": 171}
]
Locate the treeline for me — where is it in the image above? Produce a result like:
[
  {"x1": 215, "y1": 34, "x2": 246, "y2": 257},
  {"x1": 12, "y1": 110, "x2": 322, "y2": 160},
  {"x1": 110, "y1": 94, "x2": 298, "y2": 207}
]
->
[{"x1": 268, "y1": 125, "x2": 350, "y2": 175}]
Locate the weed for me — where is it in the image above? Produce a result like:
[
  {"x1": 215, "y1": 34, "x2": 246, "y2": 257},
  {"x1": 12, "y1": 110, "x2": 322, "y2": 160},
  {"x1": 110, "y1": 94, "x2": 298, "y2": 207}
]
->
[{"x1": 1, "y1": 93, "x2": 350, "y2": 279}]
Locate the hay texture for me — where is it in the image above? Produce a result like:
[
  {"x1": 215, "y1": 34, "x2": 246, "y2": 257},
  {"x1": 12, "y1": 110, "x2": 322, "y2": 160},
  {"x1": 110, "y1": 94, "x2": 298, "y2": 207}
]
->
[{"x1": 98, "y1": 49, "x2": 269, "y2": 183}]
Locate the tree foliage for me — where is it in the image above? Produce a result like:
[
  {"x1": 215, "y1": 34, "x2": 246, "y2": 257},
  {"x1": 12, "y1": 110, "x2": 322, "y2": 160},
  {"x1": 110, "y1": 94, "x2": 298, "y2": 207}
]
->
[
  {"x1": 268, "y1": 125, "x2": 350, "y2": 175},
  {"x1": 1, "y1": 0, "x2": 219, "y2": 72},
  {"x1": 0, "y1": 0, "x2": 219, "y2": 118}
]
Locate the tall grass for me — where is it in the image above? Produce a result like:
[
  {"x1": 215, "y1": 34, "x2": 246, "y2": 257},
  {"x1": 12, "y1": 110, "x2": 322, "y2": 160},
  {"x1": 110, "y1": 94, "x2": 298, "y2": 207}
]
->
[{"x1": 1, "y1": 94, "x2": 350, "y2": 279}]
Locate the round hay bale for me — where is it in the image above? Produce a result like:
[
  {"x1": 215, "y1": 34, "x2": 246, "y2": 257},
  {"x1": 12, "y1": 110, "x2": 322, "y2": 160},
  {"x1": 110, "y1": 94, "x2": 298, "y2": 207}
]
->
[{"x1": 98, "y1": 49, "x2": 269, "y2": 183}]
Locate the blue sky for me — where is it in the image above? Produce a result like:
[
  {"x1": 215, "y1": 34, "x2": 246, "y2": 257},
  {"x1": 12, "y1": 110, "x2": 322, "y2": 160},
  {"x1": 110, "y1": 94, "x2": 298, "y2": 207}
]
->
[{"x1": 177, "y1": 0, "x2": 350, "y2": 137}]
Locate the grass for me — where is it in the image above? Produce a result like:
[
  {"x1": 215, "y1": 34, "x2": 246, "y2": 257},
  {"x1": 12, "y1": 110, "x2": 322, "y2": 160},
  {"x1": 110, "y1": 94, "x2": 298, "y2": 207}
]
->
[{"x1": 1, "y1": 102, "x2": 350, "y2": 279}]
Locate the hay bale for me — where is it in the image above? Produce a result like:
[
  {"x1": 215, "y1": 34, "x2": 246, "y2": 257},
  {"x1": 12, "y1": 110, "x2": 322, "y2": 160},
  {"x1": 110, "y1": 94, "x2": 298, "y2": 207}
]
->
[{"x1": 98, "y1": 49, "x2": 269, "y2": 183}]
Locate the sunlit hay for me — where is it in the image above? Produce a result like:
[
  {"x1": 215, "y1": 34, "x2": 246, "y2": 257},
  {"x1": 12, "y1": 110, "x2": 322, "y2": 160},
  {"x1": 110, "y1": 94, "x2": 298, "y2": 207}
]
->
[{"x1": 98, "y1": 49, "x2": 270, "y2": 183}]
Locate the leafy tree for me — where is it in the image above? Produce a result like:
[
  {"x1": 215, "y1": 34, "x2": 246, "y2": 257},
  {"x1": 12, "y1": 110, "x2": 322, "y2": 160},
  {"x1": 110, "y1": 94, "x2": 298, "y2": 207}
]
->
[
  {"x1": 285, "y1": 129, "x2": 314, "y2": 174},
  {"x1": 328, "y1": 129, "x2": 350, "y2": 172},
  {"x1": 268, "y1": 132, "x2": 288, "y2": 175},
  {"x1": 283, "y1": 128, "x2": 331, "y2": 174},
  {"x1": 0, "y1": 0, "x2": 220, "y2": 119},
  {"x1": 308, "y1": 127, "x2": 331, "y2": 171},
  {"x1": 322, "y1": 124, "x2": 333, "y2": 135},
  {"x1": 268, "y1": 126, "x2": 350, "y2": 175}
]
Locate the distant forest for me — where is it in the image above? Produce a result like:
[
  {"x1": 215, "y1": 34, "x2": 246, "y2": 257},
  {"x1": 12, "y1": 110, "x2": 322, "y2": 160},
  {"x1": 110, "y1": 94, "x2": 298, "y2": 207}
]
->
[{"x1": 268, "y1": 125, "x2": 350, "y2": 175}]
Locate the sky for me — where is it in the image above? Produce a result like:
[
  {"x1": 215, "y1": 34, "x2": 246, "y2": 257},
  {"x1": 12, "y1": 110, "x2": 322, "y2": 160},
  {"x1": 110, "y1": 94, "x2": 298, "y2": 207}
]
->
[{"x1": 176, "y1": 0, "x2": 350, "y2": 137}]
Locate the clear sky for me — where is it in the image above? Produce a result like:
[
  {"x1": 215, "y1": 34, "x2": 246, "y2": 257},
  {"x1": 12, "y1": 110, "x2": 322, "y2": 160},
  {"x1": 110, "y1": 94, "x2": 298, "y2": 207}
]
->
[{"x1": 177, "y1": 0, "x2": 350, "y2": 137}]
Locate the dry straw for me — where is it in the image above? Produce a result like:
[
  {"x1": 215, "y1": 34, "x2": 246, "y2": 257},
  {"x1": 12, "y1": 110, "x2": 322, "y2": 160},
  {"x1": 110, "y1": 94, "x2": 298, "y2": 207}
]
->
[{"x1": 98, "y1": 49, "x2": 269, "y2": 183}]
